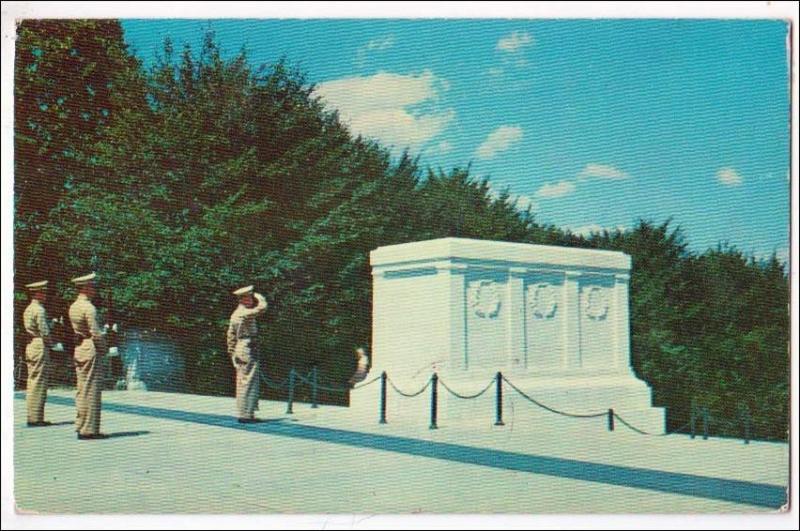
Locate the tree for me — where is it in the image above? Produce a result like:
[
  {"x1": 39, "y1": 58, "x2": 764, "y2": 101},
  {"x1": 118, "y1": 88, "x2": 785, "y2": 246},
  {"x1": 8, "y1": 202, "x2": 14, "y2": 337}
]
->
[
  {"x1": 14, "y1": 19, "x2": 142, "y2": 388},
  {"x1": 14, "y1": 19, "x2": 140, "y2": 285}
]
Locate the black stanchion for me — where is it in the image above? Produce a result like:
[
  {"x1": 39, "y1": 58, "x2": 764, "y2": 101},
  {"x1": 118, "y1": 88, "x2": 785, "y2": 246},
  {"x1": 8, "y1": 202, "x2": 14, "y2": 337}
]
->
[
  {"x1": 429, "y1": 373, "x2": 438, "y2": 430},
  {"x1": 607, "y1": 408, "x2": 614, "y2": 431},
  {"x1": 690, "y1": 400, "x2": 697, "y2": 439},
  {"x1": 741, "y1": 404, "x2": 751, "y2": 445},
  {"x1": 286, "y1": 369, "x2": 295, "y2": 415},
  {"x1": 311, "y1": 367, "x2": 319, "y2": 409},
  {"x1": 494, "y1": 371, "x2": 504, "y2": 426},
  {"x1": 379, "y1": 371, "x2": 387, "y2": 425},
  {"x1": 702, "y1": 407, "x2": 709, "y2": 440}
]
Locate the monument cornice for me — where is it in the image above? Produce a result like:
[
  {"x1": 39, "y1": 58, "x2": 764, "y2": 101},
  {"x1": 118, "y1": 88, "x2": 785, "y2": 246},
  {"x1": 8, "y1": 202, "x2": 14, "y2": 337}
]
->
[{"x1": 370, "y1": 237, "x2": 631, "y2": 272}]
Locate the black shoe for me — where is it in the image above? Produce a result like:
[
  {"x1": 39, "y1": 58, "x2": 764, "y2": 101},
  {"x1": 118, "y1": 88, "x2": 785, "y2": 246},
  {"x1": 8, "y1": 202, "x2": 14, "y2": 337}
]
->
[
  {"x1": 27, "y1": 421, "x2": 52, "y2": 427},
  {"x1": 237, "y1": 418, "x2": 261, "y2": 424},
  {"x1": 77, "y1": 433, "x2": 110, "y2": 440}
]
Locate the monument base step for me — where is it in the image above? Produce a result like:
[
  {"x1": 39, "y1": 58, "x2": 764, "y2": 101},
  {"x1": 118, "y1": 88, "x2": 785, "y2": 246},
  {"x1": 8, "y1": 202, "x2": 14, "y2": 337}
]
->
[{"x1": 348, "y1": 370, "x2": 666, "y2": 434}]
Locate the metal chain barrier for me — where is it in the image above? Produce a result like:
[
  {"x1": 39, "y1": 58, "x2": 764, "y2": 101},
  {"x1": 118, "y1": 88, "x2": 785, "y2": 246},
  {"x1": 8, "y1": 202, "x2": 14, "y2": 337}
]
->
[
  {"x1": 291, "y1": 370, "x2": 315, "y2": 387},
  {"x1": 274, "y1": 367, "x2": 381, "y2": 393},
  {"x1": 388, "y1": 376, "x2": 432, "y2": 398},
  {"x1": 259, "y1": 365, "x2": 388, "y2": 416},
  {"x1": 665, "y1": 419, "x2": 693, "y2": 436},
  {"x1": 290, "y1": 369, "x2": 381, "y2": 393},
  {"x1": 292, "y1": 369, "x2": 345, "y2": 395},
  {"x1": 614, "y1": 413, "x2": 701, "y2": 437},
  {"x1": 439, "y1": 377, "x2": 494, "y2": 400},
  {"x1": 352, "y1": 374, "x2": 382, "y2": 390},
  {"x1": 315, "y1": 380, "x2": 352, "y2": 393},
  {"x1": 501, "y1": 375, "x2": 607, "y2": 419},
  {"x1": 256, "y1": 364, "x2": 762, "y2": 443},
  {"x1": 612, "y1": 413, "x2": 656, "y2": 436},
  {"x1": 257, "y1": 366, "x2": 289, "y2": 390}
]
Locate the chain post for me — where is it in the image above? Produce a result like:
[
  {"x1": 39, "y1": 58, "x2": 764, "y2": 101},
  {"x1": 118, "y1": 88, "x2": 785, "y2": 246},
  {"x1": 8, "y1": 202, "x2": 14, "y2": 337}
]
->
[
  {"x1": 494, "y1": 372, "x2": 505, "y2": 426},
  {"x1": 741, "y1": 403, "x2": 751, "y2": 445},
  {"x1": 286, "y1": 369, "x2": 295, "y2": 415},
  {"x1": 311, "y1": 367, "x2": 319, "y2": 409},
  {"x1": 429, "y1": 373, "x2": 438, "y2": 430},
  {"x1": 379, "y1": 371, "x2": 387, "y2": 424}
]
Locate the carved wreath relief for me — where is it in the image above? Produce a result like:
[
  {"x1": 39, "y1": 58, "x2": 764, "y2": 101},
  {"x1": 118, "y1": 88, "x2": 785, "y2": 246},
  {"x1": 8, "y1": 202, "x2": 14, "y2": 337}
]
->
[
  {"x1": 528, "y1": 283, "x2": 558, "y2": 319},
  {"x1": 584, "y1": 285, "x2": 609, "y2": 320},
  {"x1": 468, "y1": 280, "x2": 502, "y2": 319}
]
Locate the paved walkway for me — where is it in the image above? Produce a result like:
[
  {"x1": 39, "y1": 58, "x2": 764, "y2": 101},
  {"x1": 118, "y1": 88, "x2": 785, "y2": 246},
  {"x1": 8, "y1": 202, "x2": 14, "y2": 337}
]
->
[{"x1": 13, "y1": 390, "x2": 788, "y2": 513}]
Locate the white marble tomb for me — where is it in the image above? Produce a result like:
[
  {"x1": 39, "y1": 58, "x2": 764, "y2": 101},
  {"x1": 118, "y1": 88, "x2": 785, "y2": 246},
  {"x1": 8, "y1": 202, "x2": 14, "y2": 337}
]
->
[{"x1": 353, "y1": 237, "x2": 665, "y2": 433}]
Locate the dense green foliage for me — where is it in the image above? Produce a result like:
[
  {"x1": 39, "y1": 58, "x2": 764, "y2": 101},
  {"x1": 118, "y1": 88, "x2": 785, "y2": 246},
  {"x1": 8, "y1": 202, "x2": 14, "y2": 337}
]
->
[{"x1": 14, "y1": 21, "x2": 789, "y2": 439}]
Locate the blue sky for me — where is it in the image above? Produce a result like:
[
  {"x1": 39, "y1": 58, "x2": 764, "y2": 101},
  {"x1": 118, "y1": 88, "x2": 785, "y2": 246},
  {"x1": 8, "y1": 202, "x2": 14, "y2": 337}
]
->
[{"x1": 121, "y1": 19, "x2": 790, "y2": 261}]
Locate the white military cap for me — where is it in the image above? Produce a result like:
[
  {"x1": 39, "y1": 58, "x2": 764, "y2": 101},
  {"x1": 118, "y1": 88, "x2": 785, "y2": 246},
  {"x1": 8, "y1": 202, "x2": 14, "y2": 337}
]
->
[
  {"x1": 71, "y1": 272, "x2": 97, "y2": 285},
  {"x1": 25, "y1": 280, "x2": 48, "y2": 291},
  {"x1": 232, "y1": 285, "x2": 254, "y2": 296}
]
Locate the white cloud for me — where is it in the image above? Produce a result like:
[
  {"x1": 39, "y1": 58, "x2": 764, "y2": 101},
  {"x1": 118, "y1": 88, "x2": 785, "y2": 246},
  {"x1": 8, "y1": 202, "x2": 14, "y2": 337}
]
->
[
  {"x1": 566, "y1": 224, "x2": 629, "y2": 238},
  {"x1": 355, "y1": 35, "x2": 395, "y2": 66},
  {"x1": 475, "y1": 125, "x2": 523, "y2": 160},
  {"x1": 535, "y1": 180, "x2": 576, "y2": 199},
  {"x1": 533, "y1": 163, "x2": 630, "y2": 202},
  {"x1": 428, "y1": 140, "x2": 453, "y2": 155},
  {"x1": 578, "y1": 163, "x2": 629, "y2": 180},
  {"x1": 366, "y1": 35, "x2": 395, "y2": 52},
  {"x1": 716, "y1": 167, "x2": 743, "y2": 186},
  {"x1": 497, "y1": 31, "x2": 534, "y2": 53},
  {"x1": 316, "y1": 71, "x2": 454, "y2": 151},
  {"x1": 512, "y1": 194, "x2": 538, "y2": 212}
]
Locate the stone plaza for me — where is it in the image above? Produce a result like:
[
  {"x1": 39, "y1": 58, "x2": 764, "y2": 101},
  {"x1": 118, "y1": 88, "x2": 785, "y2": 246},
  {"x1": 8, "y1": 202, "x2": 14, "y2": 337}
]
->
[{"x1": 12, "y1": 390, "x2": 788, "y2": 513}]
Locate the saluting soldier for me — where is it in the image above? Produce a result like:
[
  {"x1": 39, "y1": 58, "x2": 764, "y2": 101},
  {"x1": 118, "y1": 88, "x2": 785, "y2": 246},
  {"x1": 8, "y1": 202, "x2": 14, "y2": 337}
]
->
[
  {"x1": 227, "y1": 286, "x2": 268, "y2": 423},
  {"x1": 22, "y1": 280, "x2": 52, "y2": 427},
  {"x1": 68, "y1": 272, "x2": 108, "y2": 440}
]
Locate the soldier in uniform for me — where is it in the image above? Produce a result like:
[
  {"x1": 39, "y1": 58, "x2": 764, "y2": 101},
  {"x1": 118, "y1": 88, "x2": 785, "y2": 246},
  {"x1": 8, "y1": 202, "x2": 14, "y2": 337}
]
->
[
  {"x1": 68, "y1": 272, "x2": 108, "y2": 440},
  {"x1": 22, "y1": 280, "x2": 52, "y2": 427},
  {"x1": 227, "y1": 286, "x2": 268, "y2": 423}
]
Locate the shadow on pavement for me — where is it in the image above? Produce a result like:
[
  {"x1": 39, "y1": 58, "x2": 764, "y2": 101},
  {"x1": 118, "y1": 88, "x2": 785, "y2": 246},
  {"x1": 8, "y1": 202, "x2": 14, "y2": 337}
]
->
[
  {"x1": 108, "y1": 430, "x2": 151, "y2": 439},
  {"x1": 40, "y1": 420, "x2": 75, "y2": 427},
  {"x1": 16, "y1": 392, "x2": 786, "y2": 509}
]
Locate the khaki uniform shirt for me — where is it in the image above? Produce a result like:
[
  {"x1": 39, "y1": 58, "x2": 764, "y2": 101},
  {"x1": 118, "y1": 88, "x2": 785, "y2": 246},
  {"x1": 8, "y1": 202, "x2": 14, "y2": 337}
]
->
[
  {"x1": 23, "y1": 300, "x2": 51, "y2": 344},
  {"x1": 69, "y1": 294, "x2": 107, "y2": 356},
  {"x1": 227, "y1": 293, "x2": 267, "y2": 356}
]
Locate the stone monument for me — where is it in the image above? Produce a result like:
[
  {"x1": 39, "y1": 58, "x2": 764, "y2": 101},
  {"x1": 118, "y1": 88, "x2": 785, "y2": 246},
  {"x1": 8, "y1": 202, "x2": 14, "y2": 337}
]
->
[{"x1": 354, "y1": 237, "x2": 665, "y2": 433}]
